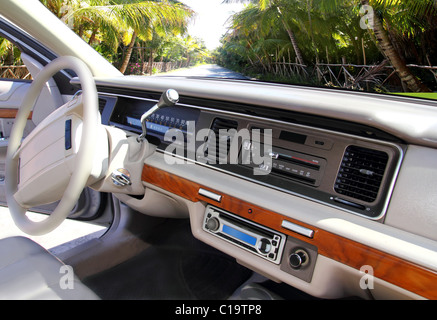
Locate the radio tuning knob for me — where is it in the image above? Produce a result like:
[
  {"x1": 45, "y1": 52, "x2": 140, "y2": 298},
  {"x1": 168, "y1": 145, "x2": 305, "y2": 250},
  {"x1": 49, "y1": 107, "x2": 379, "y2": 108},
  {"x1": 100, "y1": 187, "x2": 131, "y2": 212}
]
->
[
  {"x1": 257, "y1": 238, "x2": 272, "y2": 255},
  {"x1": 206, "y1": 217, "x2": 220, "y2": 232},
  {"x1": 289, "y1": 249, "x2": 308, "y2": 269}
]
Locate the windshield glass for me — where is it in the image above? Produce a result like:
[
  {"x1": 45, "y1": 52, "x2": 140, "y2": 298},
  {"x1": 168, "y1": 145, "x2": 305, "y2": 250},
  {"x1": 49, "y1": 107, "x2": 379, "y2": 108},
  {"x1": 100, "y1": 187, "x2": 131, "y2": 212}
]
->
[{"x1": 2, "y1": 0, "x2": 436, "y2": 98}]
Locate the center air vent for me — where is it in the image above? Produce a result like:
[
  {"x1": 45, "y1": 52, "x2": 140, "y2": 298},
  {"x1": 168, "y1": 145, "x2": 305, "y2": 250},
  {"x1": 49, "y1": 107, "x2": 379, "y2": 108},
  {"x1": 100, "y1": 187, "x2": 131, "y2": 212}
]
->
[
  {"x1": 204, "y1": 118, "x2": 238, "y2": 164},
  {"x1": 334, "y1": 145, "x2": 388, "y2": 203}
]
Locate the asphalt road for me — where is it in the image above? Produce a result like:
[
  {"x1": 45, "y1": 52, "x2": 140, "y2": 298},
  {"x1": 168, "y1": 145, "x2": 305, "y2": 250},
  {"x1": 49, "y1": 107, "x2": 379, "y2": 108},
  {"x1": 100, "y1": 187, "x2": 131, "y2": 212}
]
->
[{"x1": 154, "y1": 64, "x2": 249, "y2": 80}]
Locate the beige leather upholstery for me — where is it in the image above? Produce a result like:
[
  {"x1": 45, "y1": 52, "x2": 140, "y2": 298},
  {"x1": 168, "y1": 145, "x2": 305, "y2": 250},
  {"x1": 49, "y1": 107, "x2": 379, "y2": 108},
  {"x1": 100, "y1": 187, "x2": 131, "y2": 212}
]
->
[{"x1": 0, "y1": 236, "x2": 99, "y2": 300}]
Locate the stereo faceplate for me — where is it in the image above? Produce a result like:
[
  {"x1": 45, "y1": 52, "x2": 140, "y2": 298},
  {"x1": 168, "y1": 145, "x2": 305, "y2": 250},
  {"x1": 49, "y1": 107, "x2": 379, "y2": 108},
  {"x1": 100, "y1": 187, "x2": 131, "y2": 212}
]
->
[{"x1": 203, "y1": 205, "x2": 286, "y2": 264}]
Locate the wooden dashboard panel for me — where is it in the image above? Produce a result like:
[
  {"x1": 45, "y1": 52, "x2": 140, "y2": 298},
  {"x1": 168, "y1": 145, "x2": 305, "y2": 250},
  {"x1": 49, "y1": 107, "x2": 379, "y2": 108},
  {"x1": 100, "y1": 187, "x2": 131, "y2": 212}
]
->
[
  {"x1": 0, "y1": 109, "x2": 32, "y2": 119},
  {"x1": 141, "y1": 164, "x2": 437, "y2": 299}
]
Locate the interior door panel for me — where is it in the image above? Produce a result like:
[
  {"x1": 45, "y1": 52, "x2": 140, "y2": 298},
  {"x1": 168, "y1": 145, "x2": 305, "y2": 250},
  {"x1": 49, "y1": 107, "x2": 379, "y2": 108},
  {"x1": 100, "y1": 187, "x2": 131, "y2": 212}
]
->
[{"x1": 0, "y1": 79, "x2": 35, "y2": 205}]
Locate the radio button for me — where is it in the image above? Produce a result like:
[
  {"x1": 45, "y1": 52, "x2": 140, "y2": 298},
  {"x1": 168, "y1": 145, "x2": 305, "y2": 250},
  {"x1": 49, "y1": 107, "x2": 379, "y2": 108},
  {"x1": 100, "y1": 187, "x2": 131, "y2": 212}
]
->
[
  {"x1": 257, "y1": 238, "x2": 272, "y2": 255},
  {"x1": 205, "y1": 217, "x2": 220, "y2": 232}
]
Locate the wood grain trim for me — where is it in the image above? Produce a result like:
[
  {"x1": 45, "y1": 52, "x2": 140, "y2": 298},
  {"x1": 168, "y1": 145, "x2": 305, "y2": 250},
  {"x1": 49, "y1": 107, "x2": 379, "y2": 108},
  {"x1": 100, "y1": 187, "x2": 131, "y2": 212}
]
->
[
  {"x1": 141, "y1": 164, "x2": 437, "y2": 299},
  {"x1": 0, "y1": 109, "x2": 32, "y2": 120}
]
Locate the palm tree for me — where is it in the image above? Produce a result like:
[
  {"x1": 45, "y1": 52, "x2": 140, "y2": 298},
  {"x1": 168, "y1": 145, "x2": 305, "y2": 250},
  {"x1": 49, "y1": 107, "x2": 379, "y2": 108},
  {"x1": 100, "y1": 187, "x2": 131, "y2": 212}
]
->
[
  {"x1": 41, "y1": 0, "x2": 193, "y2": 74},
  {"x1": 112, "y1": 1, "x2": 193, "y2": 73},
  {"x1": 314, "y1": 0, "x2": 434, "y2": 92},
  {"x1": 225, "y1": 0, "x2": 435, "y2": 92},
  {"x1": 359, "y1": 0, "x2": 432, "y2": 92},
  {"x1": 225, "y1": 0, "x2": 307, "y2": 65},
  {"x1": 226, "y1": 5, "x2": 265, "y2": 69},
  {"x1": 181, "y1": 35, "x2": 199, "y2": 67}
]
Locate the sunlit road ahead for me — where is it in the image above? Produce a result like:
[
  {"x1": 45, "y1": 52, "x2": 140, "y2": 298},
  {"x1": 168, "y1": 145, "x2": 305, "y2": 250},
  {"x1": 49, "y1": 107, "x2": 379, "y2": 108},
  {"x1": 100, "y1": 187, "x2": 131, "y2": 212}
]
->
[{"x1": 154, "y1": 64, "x2": 249, "y2": 80}]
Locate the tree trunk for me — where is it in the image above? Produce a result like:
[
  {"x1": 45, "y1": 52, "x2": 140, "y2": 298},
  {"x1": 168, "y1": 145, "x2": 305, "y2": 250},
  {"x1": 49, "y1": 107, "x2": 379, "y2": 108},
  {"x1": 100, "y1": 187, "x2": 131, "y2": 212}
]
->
[
  {"x1": 78, "y1": 25, "x2": 84, "y2": 39},
  {"x1": 282, "y1": 19, "x2": 305, "y2": 66},
  {"x1": 148, "y1": 50, "x2": 154, "y2": 75},
  {"x1": 247, "y1": 41, "x2": 268, "y2": 73},
  {"x1": 186, "y1": 50, "x2": 191, "y2": 67},
  {"x1": 119, "y1": 31, "x2": 137, "y2": 74},
  {"x1": 7, "y1": 45, "x2": 14, "y2": 65},
  {"x1": 360, "y1": 0, "x2": 431, "y2": 92},
  {"x1": 88, "y1": 27, "x2": 98, "y2": 46}
]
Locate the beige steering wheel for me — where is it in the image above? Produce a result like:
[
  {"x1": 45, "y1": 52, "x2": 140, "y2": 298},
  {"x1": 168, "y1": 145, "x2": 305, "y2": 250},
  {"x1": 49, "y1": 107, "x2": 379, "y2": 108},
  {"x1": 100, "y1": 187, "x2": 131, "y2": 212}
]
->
[{"x1": 6, "y1": 56, "x2": 99, "y2": 236}]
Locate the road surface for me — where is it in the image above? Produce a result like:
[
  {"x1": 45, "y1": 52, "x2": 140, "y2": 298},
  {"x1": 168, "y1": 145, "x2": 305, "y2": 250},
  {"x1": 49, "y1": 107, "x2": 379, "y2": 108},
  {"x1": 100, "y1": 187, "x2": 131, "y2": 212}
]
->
[{"x1": 154, "y1": 64, "x2": 249, "y2": 80}]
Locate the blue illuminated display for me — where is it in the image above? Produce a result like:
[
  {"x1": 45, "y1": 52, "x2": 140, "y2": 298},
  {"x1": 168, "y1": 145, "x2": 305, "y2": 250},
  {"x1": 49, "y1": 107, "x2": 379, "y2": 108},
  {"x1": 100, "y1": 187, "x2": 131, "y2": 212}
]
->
[
  {"x1": 222, "y1": 225, "x2": 257, "y2": 246},
  {"x1": 125, "y1": 116, "x2": 186, "y2": 135},
  {"x1": 126, "y1": 116, "x2": 141, "y2": 128},
  {"x1": 146, "y1": 122, "x2": 170, "y2": 134}
]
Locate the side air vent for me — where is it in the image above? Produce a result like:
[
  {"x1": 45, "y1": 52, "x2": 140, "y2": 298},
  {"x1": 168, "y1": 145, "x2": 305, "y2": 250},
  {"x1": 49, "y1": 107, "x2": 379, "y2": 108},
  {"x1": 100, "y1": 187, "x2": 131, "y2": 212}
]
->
[
  {"x1": 334, "y1": 145, "x2": 389, "y2": 203},
  {"x1": 204, "y1": 118, "x2": 238, "y2": 163},
  {"x1": 98, "y1": 98, "x2": 107, "y2": 114}
]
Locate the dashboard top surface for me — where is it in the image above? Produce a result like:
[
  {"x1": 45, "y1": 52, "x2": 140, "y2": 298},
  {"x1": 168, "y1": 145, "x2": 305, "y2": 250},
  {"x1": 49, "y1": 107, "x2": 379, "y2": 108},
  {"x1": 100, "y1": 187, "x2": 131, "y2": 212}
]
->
[{"x1": 85, "y1": 75, "x2": 437, "y2": 148}]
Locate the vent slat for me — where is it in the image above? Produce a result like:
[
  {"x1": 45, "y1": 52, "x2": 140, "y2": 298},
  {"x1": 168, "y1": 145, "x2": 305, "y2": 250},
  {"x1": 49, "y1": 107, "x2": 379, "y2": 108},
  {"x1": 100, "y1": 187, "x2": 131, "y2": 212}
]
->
[
  {"x1": 334, "y1": 146, "x2": 388, "y2": 203},
  {"x1": 204, "y1": 118, "x2": 238, "y2": 162}
]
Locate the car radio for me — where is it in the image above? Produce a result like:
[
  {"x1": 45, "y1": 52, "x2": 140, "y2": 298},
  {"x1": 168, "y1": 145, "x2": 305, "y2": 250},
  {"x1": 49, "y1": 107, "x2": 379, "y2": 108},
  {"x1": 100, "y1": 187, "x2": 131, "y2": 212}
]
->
[
  {"x1": 240, "y1": 140, "x2": 327, "y2": 186},
  {"x1": 202, "y1": 205, "x2": 286, "y2": 264}
]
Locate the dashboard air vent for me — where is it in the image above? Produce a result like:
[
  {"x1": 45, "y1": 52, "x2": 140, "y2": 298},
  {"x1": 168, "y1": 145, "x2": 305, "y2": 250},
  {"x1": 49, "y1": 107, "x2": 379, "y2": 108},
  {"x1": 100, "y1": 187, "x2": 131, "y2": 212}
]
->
[
  {"x1": 98, "y1": 98, "x2": 107, "y2": 114},
  {"x1": 334, "y1": 145, "x2": 388, "y2": 203},
  {"x1": 204, "y1": 118, "x2": 238, "y2": 163}
]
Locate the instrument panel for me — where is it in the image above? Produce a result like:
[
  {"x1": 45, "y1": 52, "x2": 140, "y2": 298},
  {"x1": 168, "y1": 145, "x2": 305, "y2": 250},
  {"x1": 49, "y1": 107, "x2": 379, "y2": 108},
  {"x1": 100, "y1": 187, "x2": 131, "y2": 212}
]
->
[{"x1": 100, "y1": 92, "x2": 404, "y2": 220}]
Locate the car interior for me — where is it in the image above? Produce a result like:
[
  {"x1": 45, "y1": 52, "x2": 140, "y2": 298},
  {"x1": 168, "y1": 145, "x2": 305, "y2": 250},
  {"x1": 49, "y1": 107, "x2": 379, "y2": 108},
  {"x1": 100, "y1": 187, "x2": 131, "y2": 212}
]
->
[{"x1": 0, "y1": 0, "x2": 436, "y2": 301}]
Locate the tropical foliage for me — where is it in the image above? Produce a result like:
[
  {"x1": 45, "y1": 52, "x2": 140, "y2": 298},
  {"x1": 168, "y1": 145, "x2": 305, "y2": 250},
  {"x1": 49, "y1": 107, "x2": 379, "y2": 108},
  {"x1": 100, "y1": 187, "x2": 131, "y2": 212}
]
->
[
  {"x1": 39, "y1": 0, "x2": 200, "y2": 73},
  {"x1": 2, "y1": 0, "x2": 436, "y2": 92},
  {"x1": 0, "y1": 38, "x2": 21, "y2": 66},
  {"x1": 0, "y1": 0, "x2": 210, "y2": 75},
  {"x1": 217, "y1": 0, "x2": 437, "y2": 92}
]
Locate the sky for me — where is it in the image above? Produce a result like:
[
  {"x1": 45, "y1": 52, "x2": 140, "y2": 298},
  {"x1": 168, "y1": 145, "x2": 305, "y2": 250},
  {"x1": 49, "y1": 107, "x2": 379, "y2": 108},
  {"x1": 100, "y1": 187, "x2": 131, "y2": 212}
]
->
[{"x1": 180, "y1": 0, "x2": 246, "y2": 50}]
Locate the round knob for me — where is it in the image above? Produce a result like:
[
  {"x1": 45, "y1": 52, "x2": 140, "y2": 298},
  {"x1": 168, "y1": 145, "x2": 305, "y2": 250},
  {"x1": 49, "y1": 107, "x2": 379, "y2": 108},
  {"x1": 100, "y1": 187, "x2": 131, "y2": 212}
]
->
[
  {"x1": 165, "y1": 89, "x2": 179, "y2": 104},
  {"x1": 257, "y1": 238, "x2": 272, "y2": 255},
  {"x1": 289, "y1": 250, "x2": 308, "y2": 269},
  {"x1": 158, "y1": 88, "x2": 179, "y2": 108},
  {"x1": 205, "y1": 217, "x2": 220, "y2": 232}
]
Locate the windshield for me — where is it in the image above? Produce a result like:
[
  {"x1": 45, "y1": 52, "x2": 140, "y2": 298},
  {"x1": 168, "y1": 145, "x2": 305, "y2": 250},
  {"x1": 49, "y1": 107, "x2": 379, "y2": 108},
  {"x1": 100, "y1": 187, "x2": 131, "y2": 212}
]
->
[{"x1": 2, "y1": 0, "x2": 436, "y2": 98}]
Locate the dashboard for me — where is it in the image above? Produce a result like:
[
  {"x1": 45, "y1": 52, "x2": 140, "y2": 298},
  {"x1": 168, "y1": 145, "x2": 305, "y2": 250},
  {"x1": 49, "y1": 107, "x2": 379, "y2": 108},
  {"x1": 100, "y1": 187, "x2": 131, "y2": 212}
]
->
[
  {"x1": 87, "y1": 76, "x2": 437, "y2": 300},
  {"x1": 102, "y1": 90, "x2": 403, "y2": 220}
]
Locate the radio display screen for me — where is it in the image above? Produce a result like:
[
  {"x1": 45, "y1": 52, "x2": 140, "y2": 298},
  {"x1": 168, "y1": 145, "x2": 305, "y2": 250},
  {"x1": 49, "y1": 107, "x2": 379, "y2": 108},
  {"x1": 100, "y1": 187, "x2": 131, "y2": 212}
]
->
[{"x1": 222, "y1": 225, "x2": 257, "y2": 246}]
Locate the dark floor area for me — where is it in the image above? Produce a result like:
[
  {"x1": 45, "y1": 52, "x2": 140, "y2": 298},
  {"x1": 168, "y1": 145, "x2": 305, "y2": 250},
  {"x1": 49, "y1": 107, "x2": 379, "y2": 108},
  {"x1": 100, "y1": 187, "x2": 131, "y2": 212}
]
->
[{"x1": 83, "y1": 219, "x2": 253, "y2": 300}]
